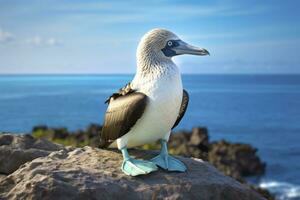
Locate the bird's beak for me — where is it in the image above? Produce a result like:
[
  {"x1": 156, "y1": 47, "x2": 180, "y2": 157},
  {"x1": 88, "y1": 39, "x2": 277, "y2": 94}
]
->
[{"x1": 173, "y1": 40, "x2": 210, "y2": 56}]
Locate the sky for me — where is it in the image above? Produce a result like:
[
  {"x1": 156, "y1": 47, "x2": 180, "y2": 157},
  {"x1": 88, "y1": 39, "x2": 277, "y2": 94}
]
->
[{"x1": 0, "y1": 0, "x2": 299, "y2": 74}]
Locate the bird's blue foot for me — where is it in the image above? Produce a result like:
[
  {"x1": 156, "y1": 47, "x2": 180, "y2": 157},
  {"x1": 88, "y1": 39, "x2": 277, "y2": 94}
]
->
[
  {"x1": 121, "y1": 147, "x2": 158, "y2": 176},
  {"x1": 151, "y1": 140, "x2": 187, "y2": 172}
]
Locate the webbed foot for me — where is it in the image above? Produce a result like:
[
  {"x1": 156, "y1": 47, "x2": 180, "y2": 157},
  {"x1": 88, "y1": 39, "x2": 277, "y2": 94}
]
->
[
  {"x1": 151, "y1": 153, "x2": 186, "y2": 172},
  {"x1": 151, "y1": 139, "x2": 187, "y2": 172},
  {"x1": 122, "y1": 158, "x2": 158, "y2": 176},
  {"x1": 120, "y1": 147, "x2": 157, "y2": 176}
]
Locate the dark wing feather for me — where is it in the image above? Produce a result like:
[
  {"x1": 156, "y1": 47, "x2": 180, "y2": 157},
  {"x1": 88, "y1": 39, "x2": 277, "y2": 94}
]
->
[
  {"x1": 105, "y1": 82, "x2": 134, "y2": 104},
  {"x1": 100, "y1": 92, "x2": 148, "y2": 147},
  {"x1": 172, "y1": 89, "x2": 189, "y2": 129}
]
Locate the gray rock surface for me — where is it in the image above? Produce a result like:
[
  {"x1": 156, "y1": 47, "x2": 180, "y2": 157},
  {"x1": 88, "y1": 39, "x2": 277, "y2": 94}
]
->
[
  {"x1": 0, "y1": 141, "x2": 265, "y2": 200},
  {"x1": 0, "y1": 133, "x2": 64, "y2": 174}
]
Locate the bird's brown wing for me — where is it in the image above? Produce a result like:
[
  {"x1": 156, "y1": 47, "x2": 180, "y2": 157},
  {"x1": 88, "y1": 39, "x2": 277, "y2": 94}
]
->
[
  {"x1": 172, "y1": 89, "x2": 189, "y2": 129},
  {"x1": 100, "y1": 89, "x2": 148, "y2": 148}
]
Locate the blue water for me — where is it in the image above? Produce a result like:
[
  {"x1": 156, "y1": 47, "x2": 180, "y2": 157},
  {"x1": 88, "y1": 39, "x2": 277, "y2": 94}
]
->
[{"x1": 0, "y1": 74, "x2": 299, "y2": 200}]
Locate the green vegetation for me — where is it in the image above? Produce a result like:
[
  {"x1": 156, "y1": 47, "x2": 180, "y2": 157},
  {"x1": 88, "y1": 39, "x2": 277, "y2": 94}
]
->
[{"x1": 31, "y1": 124, "x2": 101, "y2": 148}]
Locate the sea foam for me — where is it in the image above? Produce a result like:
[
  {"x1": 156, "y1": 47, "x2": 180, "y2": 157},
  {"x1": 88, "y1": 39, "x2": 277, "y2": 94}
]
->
[{"x1": 259, "y1": 180, "x2": 300, "y2": 200}]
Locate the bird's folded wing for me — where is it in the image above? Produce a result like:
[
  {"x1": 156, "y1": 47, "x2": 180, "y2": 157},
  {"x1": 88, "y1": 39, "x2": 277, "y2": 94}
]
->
[
  {"x1": 172, "y1": 89, "x2": 189, "y2": 129},
  {"x1": 101, "y1": 92, "x2": 148, "y2": 143}
]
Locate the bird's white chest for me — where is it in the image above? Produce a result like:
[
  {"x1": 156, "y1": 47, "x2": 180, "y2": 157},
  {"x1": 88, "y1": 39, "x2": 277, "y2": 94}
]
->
[
  {"x1": 119, "y1": 71, "x2": 183, "y2": 147},
  {"x1": 143, "y1": 75, "x2": 183, "y2": 122},
  {"x1": 111, "y1": 64, "x2": 184, "y2": 149}
]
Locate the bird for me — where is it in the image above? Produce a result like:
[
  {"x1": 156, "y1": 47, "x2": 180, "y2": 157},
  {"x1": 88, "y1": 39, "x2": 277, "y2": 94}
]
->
[{"x1": 100, "y1": 28, "x2": 209, "y2": 176}]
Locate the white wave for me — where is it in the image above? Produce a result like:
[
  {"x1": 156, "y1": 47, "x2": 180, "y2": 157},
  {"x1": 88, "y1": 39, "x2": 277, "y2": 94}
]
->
[{"x1": 259, "y1": 180, "x2": 300, "y2": 200}]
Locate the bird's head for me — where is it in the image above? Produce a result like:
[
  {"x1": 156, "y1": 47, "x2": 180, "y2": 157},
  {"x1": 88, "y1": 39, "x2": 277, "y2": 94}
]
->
[{"x1": 137, "y1": 28, "x2": 209, "y2": 63}]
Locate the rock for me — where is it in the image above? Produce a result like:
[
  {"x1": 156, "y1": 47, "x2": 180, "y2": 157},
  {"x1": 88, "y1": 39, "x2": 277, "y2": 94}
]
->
[
  {"x1": 31, "y1": 125, "x2": 266, "y2": 181},
  {"x1": 32, "y1": 124, "x2": 102, "y2": 147},
  {"x1": 31, "y1": 125, "x2": 266, "y2": 180},
  {"x1": 168, "y1": 127, "x2": 209, "y2": 160},
  {"x1": 249, "y1": 185, "x2": 275, "y2": 200},
  {"x1": 0, "y1": 133, "x2": 64, "y2": 174},
  {"x1": 189, "y1": 127, "x2": 209, "y2": 151},
  {"x1": 85, "y1": 124, "x2": 102, "y2": 147},
  {"x1": 0, "y1": 175, "x2": 5, "y2": 182},
  {"x1": 208, "y1": 140, "x2": 266, "y2": 181},
  {"x1": 85, "y1": 123, "x2": 102, "y2": 137},
  {"x1": 0, "y1": 145, "x2": 265, "y2": 200}
]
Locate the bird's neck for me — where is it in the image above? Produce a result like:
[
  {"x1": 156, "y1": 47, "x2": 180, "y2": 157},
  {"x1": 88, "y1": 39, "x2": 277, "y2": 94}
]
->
[{"x1": 136, "y1": 50, "x2": 177, "y2": 78}]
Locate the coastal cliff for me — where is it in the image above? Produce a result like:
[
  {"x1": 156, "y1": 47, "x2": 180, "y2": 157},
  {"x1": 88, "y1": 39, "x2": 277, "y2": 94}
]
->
[{"x1": 0, "y1": 134, "x2": 264, "y2": 200}]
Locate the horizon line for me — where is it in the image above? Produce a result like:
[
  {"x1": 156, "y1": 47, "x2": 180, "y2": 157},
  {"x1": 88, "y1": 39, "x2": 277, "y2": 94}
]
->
[{"x1": 0, "y1": 72, "x2": 300, "y2": 76}]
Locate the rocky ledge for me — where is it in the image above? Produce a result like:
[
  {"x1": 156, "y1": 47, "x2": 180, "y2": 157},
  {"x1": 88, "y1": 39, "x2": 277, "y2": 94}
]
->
[
  {"x1": 31, "y1": 124, "x2": 266, "y2": 181},
  {"x1": 0, "y1": 134, "x2": 64, "y2": 174},
  {"x1": 0, "y1": 134, "x2": 265, "y2": 200}
]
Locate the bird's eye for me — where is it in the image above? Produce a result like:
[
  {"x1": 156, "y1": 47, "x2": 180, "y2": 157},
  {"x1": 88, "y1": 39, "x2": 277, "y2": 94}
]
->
[{"x1": 167, "y1": 41, "x2": 173, "y2": 47}]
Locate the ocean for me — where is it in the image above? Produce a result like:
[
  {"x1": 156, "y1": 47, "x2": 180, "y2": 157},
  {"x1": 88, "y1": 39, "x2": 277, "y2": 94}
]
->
[{"x1": 0, "y1": 74, "x2": 299, "y2": 200}]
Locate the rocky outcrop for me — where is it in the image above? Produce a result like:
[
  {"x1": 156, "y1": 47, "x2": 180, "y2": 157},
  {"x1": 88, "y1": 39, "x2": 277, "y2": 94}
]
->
[
  {"x1": 0, "y1": 134, "x2": 64, "y2": 174},
  {"x1": 30, "y1": 125, "x2": 271, "y2": 199},
  {"x1": 209, "y1": 140, "x2": 266, "y2": 181},
  {"x1": 32, "y1": 124, "x2": 101, "y2": 147},
  {"x1": 167, "y1": 127, "x2": 209, "y2": 160},
  {"x1": 0, "y1": 137, "x2": 265, "y2": 200},
  {"x1": 31, "y1": 125, "x2": 266, "y2": 181},
  {"x1": 150, "y1": 127, "x2": 265, "y2": 181}
]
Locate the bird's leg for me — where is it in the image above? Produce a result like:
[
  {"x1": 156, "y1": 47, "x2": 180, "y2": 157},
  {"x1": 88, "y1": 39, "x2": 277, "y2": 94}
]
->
[
  {"x1": 151, "y1": 139, "x2": 187, "y2": 172},
  {"x1": 120, "y1": 147, "x2": 158, "y2": 176}
]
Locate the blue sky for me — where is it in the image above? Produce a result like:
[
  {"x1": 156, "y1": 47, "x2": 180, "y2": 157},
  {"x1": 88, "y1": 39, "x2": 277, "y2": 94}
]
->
[{"x1": 0, "y1": 0, "x2": 299, "y2": 74}]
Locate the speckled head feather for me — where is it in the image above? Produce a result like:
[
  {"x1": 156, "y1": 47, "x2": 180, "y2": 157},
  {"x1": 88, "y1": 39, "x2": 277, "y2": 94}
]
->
[
  {"x1": 137, "y1": 29, "x2": 179, "y2": 53},
  {"x1": 136, "y1": 28, "x2": 179, "y2": 75}
]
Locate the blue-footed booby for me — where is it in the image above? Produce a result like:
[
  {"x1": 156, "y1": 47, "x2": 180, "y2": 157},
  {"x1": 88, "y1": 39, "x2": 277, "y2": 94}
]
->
[{"x1": 100, "y1": 28, "x2": 209, "y2": 176}]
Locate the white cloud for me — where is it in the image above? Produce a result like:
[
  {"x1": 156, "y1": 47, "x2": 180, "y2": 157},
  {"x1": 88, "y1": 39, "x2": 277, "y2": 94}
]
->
[
  {"x1": 27, "y1": 36, "x2": 42, "y2": 46},
  {"x1": 27, "y1": 36, "x2": 61, "y2": 47},
  {"x1": 45, "y1": 38, "x2": 60, "y2": 46},
  {"x1": 0, "y1": 28, "x2": 14, "y2": 43}
]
